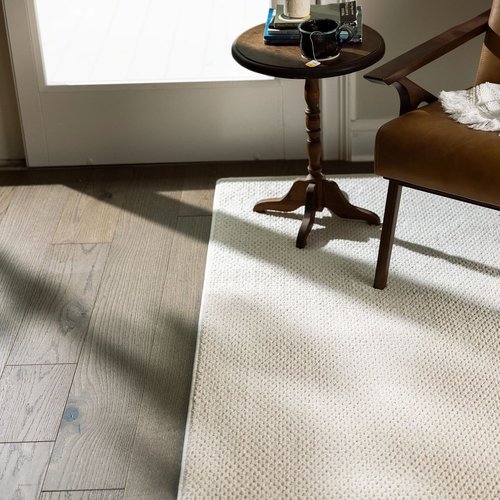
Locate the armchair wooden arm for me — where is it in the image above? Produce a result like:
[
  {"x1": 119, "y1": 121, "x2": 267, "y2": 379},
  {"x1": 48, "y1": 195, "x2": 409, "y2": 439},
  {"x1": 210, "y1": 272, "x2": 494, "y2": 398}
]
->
[{"x1": 364, "y1": 10, "x2": 491, "y2": 114}]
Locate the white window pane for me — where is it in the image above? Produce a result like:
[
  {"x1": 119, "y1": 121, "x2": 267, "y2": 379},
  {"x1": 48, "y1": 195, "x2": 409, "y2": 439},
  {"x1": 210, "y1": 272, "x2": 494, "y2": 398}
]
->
[{"x1": 34, "y1": 0, "x2": 271, "y2": 85}]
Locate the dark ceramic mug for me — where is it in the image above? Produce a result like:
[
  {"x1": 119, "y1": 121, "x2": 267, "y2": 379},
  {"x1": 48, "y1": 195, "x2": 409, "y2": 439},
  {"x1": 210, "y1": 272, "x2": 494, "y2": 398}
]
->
[{"x1": 298, "y1": 18, "x2": 355, "y2": 61}]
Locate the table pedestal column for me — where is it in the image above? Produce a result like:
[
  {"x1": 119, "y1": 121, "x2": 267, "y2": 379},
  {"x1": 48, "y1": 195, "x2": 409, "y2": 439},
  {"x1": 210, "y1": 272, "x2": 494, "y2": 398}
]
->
[{"x1": 254, "y1": 78, "x2": 380, "y2": 248}]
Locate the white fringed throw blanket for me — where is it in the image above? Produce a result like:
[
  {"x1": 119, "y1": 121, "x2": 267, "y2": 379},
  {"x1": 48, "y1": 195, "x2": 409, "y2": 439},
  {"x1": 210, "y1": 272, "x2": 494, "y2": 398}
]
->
[{"x1": 439, "y1": 82, "x2": 500, "y2": 132}]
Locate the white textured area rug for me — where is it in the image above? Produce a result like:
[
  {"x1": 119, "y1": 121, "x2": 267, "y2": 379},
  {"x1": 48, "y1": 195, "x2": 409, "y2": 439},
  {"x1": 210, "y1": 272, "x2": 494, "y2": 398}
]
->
[{"x1": 178, "y1": 176, "x2": 500, "y2": 499}]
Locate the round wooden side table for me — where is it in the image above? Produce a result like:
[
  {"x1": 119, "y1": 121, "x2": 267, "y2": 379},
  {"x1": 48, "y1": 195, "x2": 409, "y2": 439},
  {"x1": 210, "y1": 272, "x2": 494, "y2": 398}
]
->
[{"x1": 232, "y1": 24, "x2": 385, "y2": 248}]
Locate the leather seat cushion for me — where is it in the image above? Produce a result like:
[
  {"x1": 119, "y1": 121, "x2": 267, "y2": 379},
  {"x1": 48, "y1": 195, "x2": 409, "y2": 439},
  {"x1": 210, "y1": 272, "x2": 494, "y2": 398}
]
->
[{"x1": 375, "y1": 101, "x2": 500, "y2": 206}]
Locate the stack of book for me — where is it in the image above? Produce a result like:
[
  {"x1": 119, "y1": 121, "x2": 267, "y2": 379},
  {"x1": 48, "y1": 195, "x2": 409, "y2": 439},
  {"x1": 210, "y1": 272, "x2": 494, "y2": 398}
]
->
[{"x1": 264, "y1": 1, "x2": 362, "y2": 46}]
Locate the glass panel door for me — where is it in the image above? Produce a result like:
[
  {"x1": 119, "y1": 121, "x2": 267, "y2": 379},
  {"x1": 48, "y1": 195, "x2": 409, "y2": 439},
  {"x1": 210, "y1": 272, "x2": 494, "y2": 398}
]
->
[{"x1": 4, "y1": 0, "x2": 315, "y2": 166}]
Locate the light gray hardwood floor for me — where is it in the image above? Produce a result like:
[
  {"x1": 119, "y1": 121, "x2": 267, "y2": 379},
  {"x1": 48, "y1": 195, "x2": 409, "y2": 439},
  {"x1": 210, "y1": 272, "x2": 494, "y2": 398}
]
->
[{"x1": 0, "y1": 161, "x2": 371, "y2": 499}]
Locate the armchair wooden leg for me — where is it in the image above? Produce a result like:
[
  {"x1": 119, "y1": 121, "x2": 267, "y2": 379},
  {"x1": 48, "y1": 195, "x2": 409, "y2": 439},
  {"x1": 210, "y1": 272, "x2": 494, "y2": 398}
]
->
[{"x1": 374, "y1": 180, "x2": 402, "y2": 289}]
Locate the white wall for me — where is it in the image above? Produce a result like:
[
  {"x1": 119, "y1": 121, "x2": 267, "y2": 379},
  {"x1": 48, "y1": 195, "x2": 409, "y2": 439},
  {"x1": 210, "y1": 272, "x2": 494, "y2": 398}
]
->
[
  {"x1": 0, "y1": 5, "x2": 23, "y2": 161},
  {"x1": 356, "y1": 0, "x2": 491, "y2": 120},
  {"x1": 0, "y1": 0, "x2": 493, "y2": 163}
]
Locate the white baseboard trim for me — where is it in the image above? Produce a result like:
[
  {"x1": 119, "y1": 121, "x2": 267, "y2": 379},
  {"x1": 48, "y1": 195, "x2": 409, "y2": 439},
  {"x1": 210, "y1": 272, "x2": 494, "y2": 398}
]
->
[{"x1": 349, "y1": 118, "x2": 392, "y2": 162}]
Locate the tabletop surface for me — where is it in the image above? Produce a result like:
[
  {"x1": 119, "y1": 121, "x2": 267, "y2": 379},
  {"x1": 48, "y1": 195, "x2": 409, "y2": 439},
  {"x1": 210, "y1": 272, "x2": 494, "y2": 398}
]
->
[{"x1": 232, "y1": 24, "x2": 385, "y2": 79}]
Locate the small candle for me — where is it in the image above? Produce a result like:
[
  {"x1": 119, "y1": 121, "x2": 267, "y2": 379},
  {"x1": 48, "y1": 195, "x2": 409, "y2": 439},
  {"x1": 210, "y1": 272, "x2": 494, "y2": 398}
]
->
[{"x1": 284, "y1": 0, "x2": 310, "y2": 19}]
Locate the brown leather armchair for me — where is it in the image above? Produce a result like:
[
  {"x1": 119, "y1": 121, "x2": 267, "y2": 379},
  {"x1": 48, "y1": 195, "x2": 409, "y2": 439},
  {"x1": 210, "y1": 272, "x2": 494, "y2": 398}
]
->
[{"x1": 364, "y1": 2, "x2": 500, "y2": 289}]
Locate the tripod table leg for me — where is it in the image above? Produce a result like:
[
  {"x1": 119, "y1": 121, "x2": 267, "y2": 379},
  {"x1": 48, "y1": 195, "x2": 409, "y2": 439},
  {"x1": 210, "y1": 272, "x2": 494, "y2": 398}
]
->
[{"x1": 296, "y1": 183, "x2": 317, "y2": 248}]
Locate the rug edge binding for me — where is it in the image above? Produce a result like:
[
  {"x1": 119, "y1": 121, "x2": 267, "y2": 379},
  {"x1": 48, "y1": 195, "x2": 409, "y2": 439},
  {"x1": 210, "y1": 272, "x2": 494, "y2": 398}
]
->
[{"x1": 176, "y1": 191, "x2": 221, "y2": 499}]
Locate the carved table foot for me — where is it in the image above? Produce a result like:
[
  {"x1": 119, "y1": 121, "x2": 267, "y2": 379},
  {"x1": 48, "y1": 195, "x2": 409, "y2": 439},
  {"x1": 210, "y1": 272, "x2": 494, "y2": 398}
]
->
[
  {"x1": 322, "y1": 179, "x2": 380, "y2": 225},
  {"x1": 253, "y1": 178, "x2": 312, "y2": 213},
  {"x1": 296, "y1": 183, "x2": 317, "y2": 248},
  {"x1": 253, "y1": 176, "x2": 380, "y2": 248}
]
